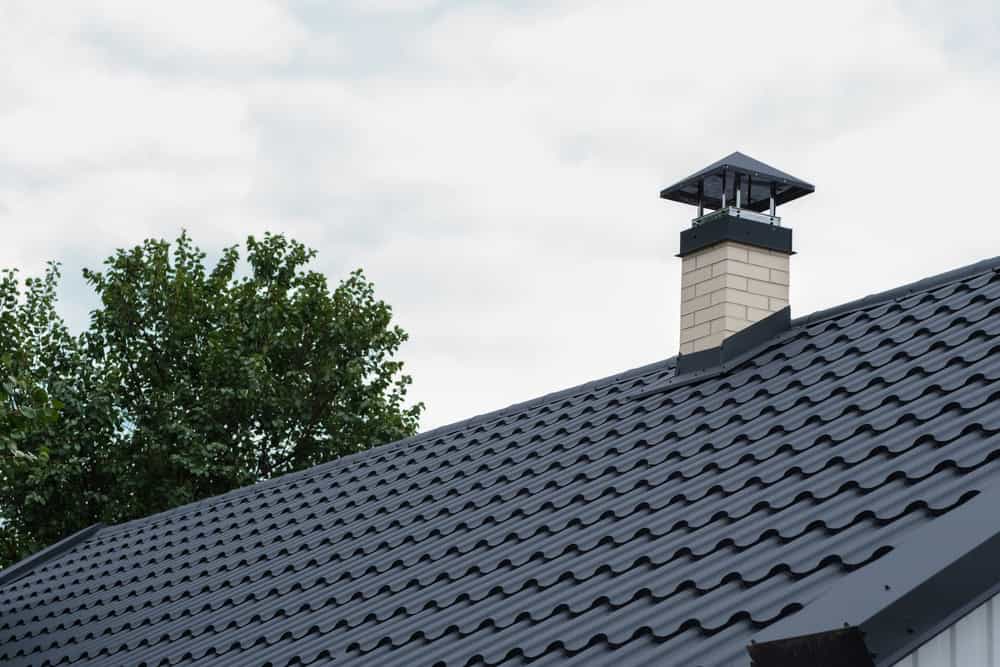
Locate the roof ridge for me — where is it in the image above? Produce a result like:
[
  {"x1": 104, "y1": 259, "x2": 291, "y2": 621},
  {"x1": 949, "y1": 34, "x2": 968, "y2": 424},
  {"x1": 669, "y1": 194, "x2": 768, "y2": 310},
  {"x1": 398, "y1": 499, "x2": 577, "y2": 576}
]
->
[
  {"x1": 95, "y1": 255, "x2": 1000, "y2": 538},
  {"x1": 793, "y1": 255, "x2": 1000, "y2": 327}
]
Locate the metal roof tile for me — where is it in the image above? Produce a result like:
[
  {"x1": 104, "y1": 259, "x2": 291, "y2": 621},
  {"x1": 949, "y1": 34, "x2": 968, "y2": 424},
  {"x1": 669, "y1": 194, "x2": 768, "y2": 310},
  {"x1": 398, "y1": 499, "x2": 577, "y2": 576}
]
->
[{"x1": 2, "y1": 258, "x2": 1000, "y2": 666}]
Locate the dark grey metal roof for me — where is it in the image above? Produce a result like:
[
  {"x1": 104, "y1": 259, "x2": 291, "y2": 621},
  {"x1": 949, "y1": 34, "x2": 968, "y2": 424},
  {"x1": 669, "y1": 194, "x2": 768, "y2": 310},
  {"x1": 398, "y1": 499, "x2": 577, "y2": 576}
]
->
[
  {"x1": 751, "y1": 479, "x2": 1000, "y2": 666},
  {"x1": 1, "y1": 256, "x2": 999, "y2": 667},
  {"x1": 661, "y1": 152, "x2": 815, "y2": 212}
]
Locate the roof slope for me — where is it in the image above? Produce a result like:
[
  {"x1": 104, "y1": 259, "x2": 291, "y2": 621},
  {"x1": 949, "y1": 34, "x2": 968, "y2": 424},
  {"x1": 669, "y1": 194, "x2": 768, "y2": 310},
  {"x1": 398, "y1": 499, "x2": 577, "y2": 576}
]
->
[{"x1": 2, "y1": 257, "x2": 1000, "y2": 667}]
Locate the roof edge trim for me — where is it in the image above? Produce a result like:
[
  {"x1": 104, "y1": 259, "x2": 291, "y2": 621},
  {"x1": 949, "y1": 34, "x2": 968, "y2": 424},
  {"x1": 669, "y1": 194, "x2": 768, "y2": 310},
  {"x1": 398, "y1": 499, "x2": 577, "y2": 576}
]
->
[
  {"x1": 749, "y1": 481, "x2": 1000, "y2": 666},
  {"x1": 0, "y1": 523, "x2": 105, "y2": 588}
]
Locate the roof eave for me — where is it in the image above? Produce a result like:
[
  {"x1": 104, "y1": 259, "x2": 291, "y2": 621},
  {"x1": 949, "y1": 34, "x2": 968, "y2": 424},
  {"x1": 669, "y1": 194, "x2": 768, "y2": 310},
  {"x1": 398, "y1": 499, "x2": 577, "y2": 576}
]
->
[{"x1": 747, "y1": 481, "x2": 1000, "y2": 666}]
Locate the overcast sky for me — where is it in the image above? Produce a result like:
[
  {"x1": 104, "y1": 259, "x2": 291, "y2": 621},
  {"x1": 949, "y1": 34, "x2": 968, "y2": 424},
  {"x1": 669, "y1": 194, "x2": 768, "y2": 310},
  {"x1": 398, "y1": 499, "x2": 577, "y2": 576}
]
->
[{"x1": 2, "y1": 1, "x2": 999, "y2": 429}]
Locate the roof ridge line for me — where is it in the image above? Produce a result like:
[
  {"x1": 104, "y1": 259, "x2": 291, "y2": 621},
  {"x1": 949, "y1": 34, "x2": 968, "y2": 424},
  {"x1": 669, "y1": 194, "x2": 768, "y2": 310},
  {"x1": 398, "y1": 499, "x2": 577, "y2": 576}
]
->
[
  {"x1": 626, "y1": 256, "x2": 1000, "y2": 401},
  {"x1": 793, "y1": 256, "x2": 1000, "y2": 328},
  {"x1": 98, "y1": 255, "x2": 1000, "y2": 537}
]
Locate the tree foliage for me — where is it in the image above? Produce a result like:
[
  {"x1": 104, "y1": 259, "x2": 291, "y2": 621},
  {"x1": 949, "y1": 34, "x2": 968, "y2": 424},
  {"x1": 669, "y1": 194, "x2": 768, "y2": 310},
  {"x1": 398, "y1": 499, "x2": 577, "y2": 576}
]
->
[
  {"x1": 0, "y1": 232, "x2": 422, "y2": 565},
  {"x1": 0, "y1": 268, "x2": 63, "y2": 462}
]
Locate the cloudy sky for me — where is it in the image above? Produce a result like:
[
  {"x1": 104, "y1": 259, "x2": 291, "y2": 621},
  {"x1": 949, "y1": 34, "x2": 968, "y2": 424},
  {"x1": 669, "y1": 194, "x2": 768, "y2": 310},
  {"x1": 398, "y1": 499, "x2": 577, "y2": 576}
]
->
[{"x1": 2, "y1": 1, "x2": 999, "y2": 429}]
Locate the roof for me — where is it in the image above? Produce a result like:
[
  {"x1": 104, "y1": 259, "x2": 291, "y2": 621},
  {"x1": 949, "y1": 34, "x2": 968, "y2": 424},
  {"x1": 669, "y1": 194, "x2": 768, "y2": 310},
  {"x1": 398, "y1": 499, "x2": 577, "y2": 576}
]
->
[
  {"x1": 660, "y1": 151, "x2": 815, "y2": 212},
  {"x1": 750, "y1": 478, "x2": 1000, "y2": 666},
  {"x1": 2, "y1": 256, "x2": 1000, "y2": 667}
]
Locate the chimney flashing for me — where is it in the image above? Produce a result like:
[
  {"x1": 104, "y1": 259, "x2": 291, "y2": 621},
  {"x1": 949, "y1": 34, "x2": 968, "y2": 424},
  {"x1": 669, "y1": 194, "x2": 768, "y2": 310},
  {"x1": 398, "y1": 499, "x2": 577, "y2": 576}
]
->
[{"x1": 676, "y1": 306, "x2": 791, "y2": 375}]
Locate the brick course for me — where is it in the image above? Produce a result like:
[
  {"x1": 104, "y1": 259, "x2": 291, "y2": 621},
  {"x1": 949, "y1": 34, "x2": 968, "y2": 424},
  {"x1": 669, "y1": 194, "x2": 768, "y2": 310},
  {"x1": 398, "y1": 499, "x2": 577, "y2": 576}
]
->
[{"x1": 680, "y1": 240, "x2": 790, "y2": 353}]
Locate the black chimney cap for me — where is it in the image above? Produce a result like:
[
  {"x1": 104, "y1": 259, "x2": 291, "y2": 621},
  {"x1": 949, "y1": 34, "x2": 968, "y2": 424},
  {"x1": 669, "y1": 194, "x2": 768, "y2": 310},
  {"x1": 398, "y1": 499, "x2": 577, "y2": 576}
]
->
[{"x1": 660, "y1": 151, "x2": 814, "y2": 213}]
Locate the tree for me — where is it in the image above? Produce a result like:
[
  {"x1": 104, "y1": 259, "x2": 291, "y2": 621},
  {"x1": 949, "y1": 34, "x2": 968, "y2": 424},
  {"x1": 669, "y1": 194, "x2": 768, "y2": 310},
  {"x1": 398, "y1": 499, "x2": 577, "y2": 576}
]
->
[
  {"x1": 0, "y1": 268, "x2": 63, "y2": 461},
  {"x1": 0, "y1": 232, "x2": 422, "y2": 566}
]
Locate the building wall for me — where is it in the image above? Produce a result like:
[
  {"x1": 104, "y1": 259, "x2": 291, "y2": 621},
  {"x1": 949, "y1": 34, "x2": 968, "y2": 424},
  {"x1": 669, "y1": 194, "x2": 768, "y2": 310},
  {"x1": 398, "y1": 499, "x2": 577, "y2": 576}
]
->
[{"x1": 892, "y1": 590, "x2": 1000, "y2": 667}]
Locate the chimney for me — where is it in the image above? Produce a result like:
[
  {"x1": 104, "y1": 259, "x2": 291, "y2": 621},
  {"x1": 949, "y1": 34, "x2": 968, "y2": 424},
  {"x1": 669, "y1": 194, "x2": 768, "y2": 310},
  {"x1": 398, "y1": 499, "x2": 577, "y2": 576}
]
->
[{"x1": 661, "y1": 152, "x2": 814, "y2": 356}]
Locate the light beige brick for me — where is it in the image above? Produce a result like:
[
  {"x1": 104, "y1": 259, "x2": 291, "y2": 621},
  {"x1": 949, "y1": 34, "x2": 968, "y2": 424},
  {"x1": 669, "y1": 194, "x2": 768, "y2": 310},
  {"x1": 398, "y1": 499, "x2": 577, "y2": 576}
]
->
[
  {"x1": 713, "y1": 258, "x2": 770, "y2": 281},
  {"x1": 694, "y1": 302, "x2": 726, "y2": 325},
  {"x1": 721, "y1": 302, "x2": 747, "y2": 319},
  {"x1": 680, "y1": 294, "x2": 711, "y2": 315},
  {"x1": 769, "y1": 269, "x2": 789, "y2": 285},
  {"x1": 694, "y1": 245, "x2": 728, "y2": 268},
  {"x1": 747, "y1": 248, "x2": 790, "y2": 271},
  {"x1": 691, "y1": 331, "x2": 726, "y2": 351},
  {"x1": 725, "y1": 243, "x2": 751, "y2": 263},
  {"x1": 724, "y1": 289, "x2": 770, "y2": 310},
  {"x1": 678, "y1": 241, "x2": 791, "y2": 355},
  {"x1": 709, "y1": 289, "x2": 726, "y2": 305},
  {"x1": 695, "y1": 273, "x2": 748, "y2": 297},
  {"x1": 691, "y1": 241, "x2": 753, "y2": 268},
  {"x1": 711, "y1": 317, "x2": 749, "y2": 334},
  {"x1": 746, "y1": 279, "x2": 789, "y2": 300},
  {"x1": 680, "y1": 321, "x2": 711, "y2": 343},
  {"x1": 694, "y1": 277, "x2": 722, "y2": 297},
  {"x1": 682, "y1": 265, "x2": 713, "y2": 285}
]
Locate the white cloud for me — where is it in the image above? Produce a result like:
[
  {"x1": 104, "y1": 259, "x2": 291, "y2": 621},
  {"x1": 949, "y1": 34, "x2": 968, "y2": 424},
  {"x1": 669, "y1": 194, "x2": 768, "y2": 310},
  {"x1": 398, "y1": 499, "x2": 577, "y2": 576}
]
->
[
  {"x1": 82, "y1": 0, "x2": 305, "y2": 66},
  {"x1": 343, "y1": 0, "x2": 443, "y2": 15},
  {"x1": 1, "y1": 0, "x2": 999, "y2": 429}
]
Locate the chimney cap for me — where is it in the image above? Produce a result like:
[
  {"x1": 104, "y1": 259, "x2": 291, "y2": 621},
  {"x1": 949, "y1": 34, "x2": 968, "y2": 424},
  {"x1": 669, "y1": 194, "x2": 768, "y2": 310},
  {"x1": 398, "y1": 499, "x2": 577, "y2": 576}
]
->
[{"x1": 660, "y1": 151, "x2": 814, "y2": 213}]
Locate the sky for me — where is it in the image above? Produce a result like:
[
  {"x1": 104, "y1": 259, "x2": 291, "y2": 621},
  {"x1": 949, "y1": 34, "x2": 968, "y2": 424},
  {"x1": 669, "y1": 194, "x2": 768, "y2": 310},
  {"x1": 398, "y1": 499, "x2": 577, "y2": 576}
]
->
[{"x1": 1, "y1": 1, "x2": 999, "y2": 430}]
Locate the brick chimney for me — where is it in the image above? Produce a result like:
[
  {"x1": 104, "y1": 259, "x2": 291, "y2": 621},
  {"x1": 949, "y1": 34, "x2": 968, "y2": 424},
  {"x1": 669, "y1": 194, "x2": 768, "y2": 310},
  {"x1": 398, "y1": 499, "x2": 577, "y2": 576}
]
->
[
  {"x1": 679, "y1": 242, "x2": 789, "y2": 353},
  {"x1": 661, "y1": 152, "x2": 814, "y2": 355}
]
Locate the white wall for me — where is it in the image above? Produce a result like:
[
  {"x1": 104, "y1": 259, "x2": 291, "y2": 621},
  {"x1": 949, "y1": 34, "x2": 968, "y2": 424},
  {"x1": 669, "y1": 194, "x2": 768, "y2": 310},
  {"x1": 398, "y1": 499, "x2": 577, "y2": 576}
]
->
[{"x1": 892, "y1": 591, "x2": 1000, "y2": 667}]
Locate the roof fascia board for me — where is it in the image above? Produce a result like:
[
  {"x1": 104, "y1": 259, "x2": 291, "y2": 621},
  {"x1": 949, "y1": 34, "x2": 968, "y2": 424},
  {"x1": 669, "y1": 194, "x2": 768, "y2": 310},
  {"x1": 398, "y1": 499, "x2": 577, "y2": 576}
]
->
[
  {"x1": 0, "y1": 523, "x2": 105, "y2": 588},
  {"x1": 747, "y1": 482, "x2": 1000, "y2": 666}
]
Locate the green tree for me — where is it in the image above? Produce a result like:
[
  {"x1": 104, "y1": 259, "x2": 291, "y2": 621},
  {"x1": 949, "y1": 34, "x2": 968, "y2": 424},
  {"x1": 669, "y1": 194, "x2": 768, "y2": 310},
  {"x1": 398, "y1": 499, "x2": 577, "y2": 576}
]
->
[
  {"x1": 0, "y1": 232, "x2": 422, "y2": 566},
  {"x1": 0, "y1": 268, "x2": 63, "y2": 461}
]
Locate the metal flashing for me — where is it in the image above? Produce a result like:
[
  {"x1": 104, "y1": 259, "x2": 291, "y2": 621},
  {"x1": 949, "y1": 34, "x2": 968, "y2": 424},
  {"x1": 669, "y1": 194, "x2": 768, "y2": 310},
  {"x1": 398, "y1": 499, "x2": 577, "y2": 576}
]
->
[
  {"x1": 749, "y1": 481, "x2": 1000, "y2": 666},
  {"x1": 675, "y1": 306, "x2": 791, "y2": 375},
  {"x1": 748, "y1": 627, "x2": 874, "y2": 667},
  {"x1": 0, "y1": 523, "x2": 104, "y2": 588},
  {"x1": 677, "y1": 213, "x2": 794, "y2": 257}
]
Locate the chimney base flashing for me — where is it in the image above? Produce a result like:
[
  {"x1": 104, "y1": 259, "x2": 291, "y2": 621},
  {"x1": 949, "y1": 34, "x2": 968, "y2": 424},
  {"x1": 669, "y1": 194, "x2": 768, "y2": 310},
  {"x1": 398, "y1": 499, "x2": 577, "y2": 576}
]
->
[
  {"x1": 678, "y1": 213, "x2": 793, "y2": 257},
  {"x1": 676, "y1": 306, "x2": 791, "y2": 375}
]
